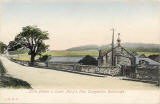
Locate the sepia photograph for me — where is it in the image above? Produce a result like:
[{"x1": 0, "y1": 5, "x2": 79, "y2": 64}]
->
[{"x1": 0, "y1": 0, "x2": 160, "y2": 103}]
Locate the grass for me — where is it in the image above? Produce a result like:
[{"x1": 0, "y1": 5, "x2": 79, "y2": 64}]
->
[
  {"x1": 13, "y1": 51, "x2": 99, "y2": 61},
  {"x1": 13, "y1": 55, "x2": 40, "y2": 61},
  {"x1": 0, "y1": 59, "x2": 31, "y2": 88},
  {"x1": 0, "y1": 76, "x2": 32, "y2": 89},
  {"x1": 43, "y1": 51, "x2": 98, "y2": 57}
]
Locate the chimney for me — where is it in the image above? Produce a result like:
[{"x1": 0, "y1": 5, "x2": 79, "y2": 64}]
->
[{"x1": 117, "y1": 33, "x2": 121, "y2": 47}]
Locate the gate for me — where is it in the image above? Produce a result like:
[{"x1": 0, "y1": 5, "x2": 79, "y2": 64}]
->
[{"x1": 121, "y1": 65, "x2": 136, "y2": 78}]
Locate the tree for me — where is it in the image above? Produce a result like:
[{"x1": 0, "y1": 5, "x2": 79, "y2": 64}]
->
[
  {"x1": 79, "y1": 55, "x2": 98, "y2": 66},
  {"x1": 14, "y1": 25, "x2": 49, "y2": 65},
  {"x1": 36, "y1": 43, "x2": 49, "y2": 57},
  {"x1": 8, "y1": 41, "x2": 23, "y2": 51},
  {"x1": 0, "y1": 41, "x2": 7, "y2": 54}
]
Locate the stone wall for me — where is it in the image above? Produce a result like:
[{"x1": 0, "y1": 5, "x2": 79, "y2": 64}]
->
[
  {"x1": 47, "y1": 62, "x2": 122, "y2": 76},
  {"x1": 135, "y1": 65, "x2": 160, "y2": 81},
  {"x1": 73, "y1": 64, "x2": 121, "y2": 76},
  {"x1": 47, "y1": 62, "x2": 74, "y2": 71}
]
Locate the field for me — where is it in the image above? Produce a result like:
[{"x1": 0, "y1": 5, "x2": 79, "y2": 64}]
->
[
  {"x1": 12, "y1": 51, "x2": 99, "y2": 61},
  {"x1": 13, "y1": 54, "x2": 39, "y2": 61},
  {"x1": 12, "y1": 51, "x2": 159, "y2": 61},
  {"x1": 137, "y1": 52, "x2": 160, "y2": 57},
  {"x1": 43, "y1": 51, "x2": 98, "y2": 57}
]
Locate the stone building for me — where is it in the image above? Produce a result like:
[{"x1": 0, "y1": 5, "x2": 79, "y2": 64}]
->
[{"x1": 98, "y1": 33, "x2": 136, "y2": 67}]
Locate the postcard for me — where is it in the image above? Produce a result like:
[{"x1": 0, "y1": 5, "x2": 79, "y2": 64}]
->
[{"x1": 0, "y1": 0, "x2": 160, "y2": 104}]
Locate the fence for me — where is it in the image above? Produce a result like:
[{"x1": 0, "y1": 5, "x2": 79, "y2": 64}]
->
[{"x1": 10, "y1": 58, "x2": 30, "y2": 66}]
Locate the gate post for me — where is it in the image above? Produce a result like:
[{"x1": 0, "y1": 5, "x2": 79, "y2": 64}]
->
[
  {"x1": 121, "y1": 65, "x2": 124, "y2": 76},
  {"x1": 157, "y1": 66, "x2": 160, "y2": 86}
]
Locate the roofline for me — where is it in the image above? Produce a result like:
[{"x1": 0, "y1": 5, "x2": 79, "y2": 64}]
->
[
  {"x1": 101, "y1": 46, "x2": 118, "y2": 57},
  {"x1": 100, "y1": 45, "x2": 135, "y2": 57}
]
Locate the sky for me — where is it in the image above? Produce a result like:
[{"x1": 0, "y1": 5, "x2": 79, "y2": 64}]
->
[{"x1": 0, "y1": 0, "x2": 160, "y2": 50}]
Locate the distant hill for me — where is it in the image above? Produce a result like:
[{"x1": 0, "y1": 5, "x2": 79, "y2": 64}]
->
[
  {"x1": 66, "y1": 43, "x2": 160, "y2": 51},
  {"x1": 66, "y1": 45, "x2": 99, "y2": 51},
  {"x1": 121, "y1": 43, "x2": 160, "y2": 49}
]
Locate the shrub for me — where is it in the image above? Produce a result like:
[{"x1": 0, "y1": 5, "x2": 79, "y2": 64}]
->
[
  {"x1": 148, "y1": 55, "x2": 159, "y2": 60},
  {"x1": 79, "y1": 55, "x2": 98, "y2": 66},
  {"x1": 39, "y1": 55, "x2": 51, "y2": 62}
]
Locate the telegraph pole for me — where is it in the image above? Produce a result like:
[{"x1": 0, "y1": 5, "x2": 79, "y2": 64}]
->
[{"x1": 111, "y1": 28, "x2": 115, "y2": 66}]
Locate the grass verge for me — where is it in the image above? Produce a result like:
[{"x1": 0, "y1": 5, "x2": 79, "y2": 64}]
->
[
  {"x1": 0, "y1": 76, "x2": 32, "y2": 89},
  {"x1": 0, "y1": 58, "x2": 31, "y2": 89}
]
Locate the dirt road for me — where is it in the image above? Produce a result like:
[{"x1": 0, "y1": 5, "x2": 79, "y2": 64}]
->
[{"x1": 0, "y1": 56, "x2": 159, "y2": 90}]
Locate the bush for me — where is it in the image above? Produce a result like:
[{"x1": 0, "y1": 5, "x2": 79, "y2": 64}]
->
[
  {"x1": 148, "y1": 55, "x2": 159, "y2": 60},
  {"x1": 39, "y1": 55, "x2": 51, "y2": 62},
  {"x1": 79, "y1": 55, "x2": 98, "y2": 66}
]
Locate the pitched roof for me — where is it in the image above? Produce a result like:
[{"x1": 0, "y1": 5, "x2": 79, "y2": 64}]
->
[
  {"x1": 48, "y1": 56, "x2": 83, "y2": 63},
  {"x1": 100, "y1": 46, "x2": 134, "y2": 57},
  {"x1": 136, "y1": 56, "x2": 160, "y2": 65},
  {"x1": 100, "y1": 46, "x2": 118, "y2": 57}
]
